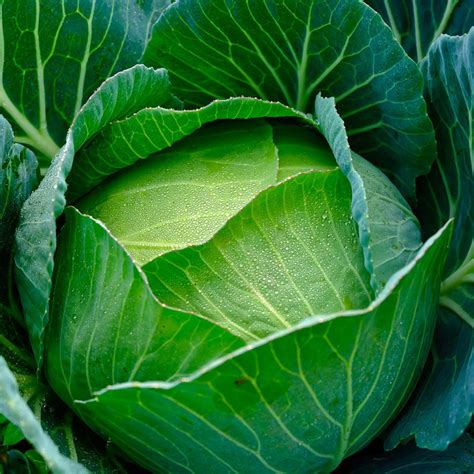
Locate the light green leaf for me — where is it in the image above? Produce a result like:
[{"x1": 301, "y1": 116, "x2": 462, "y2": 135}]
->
[
  {"x1": 0, "y1": 0, "x2": 171, "y2": 161},
  {"x1": 366, "y1": 0, "x2": 474, "y2": 61},
  {"x1": 387, "y1": 29, "x2": 473, "y2": 451},
  {"x1": 66, "y1": 98, "x2": 312, "y2": 200},
  {"x1": 46, "y1": 207, "x2": 245, "y2": 406},
  {"x1": 45, "y1": 192, "x2": 452, "y2": 470},
  {"x1": 144, "y1": 170, "x2": 373, "y2": 340},
  {"x1": 76, "y1": 119, "x2": 341, "y2": 267},
  {"x1": 14, "y1": 65, "x2": 172, "y2": 368},
  {"x1": 145, "y1": 0, "x2": 436, "y2": 197},
  {"x1": 52, "y1": 217, "x2": 450, "y2": 472},
  {"x1": 77, "y1": 120, "x2": 281, "y2": 265},
  {"x1": 0, "y1": 357, "x2": 88, "y2": 474},
  {"x1": 272, "y1": 122, "x2": 337, "y2": 181}
]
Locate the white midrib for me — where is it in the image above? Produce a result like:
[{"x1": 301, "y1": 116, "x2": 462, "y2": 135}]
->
[
  {"x1": 34, "y1": 0, "x2": 47, "y2": 132},
  {"x1": 383, "y1": 0, "x2": 402, "y2": 43},
  {"x1": 74, "y1": 0, "x2": 95, "y2": 116},
  {"x1": 0, "y1": 3, "x2": 59, "y2": 159},
  {"x1": 412, "y1": 0, "x2": 424, "y2": 62}
]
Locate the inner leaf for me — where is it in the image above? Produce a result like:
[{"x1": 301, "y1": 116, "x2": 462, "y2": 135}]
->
[
  {"x1": 144, "y1": 170, "x2": 374, "y2": 341},
  {"x1": 77, "y1": 120, "x2": 279, "y2": 264}
]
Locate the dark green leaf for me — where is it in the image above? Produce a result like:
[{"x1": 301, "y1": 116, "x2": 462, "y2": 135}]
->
[
  {"x1": 418, "y1": 29, "x2": 473, "y2": 275},
  {"x1": 0, "y1": 342, "x2": 132, "y2": 473},
  {"x1": 0, "y1": 0, "x2": 171, "y2": 161},
  {"x1": 387, "y1": 302, "x2": 473, "y2": 451},
  {"x1": 0, "y1": 298, "x2": 36, "y2": 378},
  {"x1": 315, "y1": 96, "x2": 422, "y2": 292},
  {"x1": 366, "y1": 0, "x2": 474, "y2": 61},
  {"x1": 1, "y1": 301, "x2": 118, "y2": 473},
  {"x1": 0, "y1": 115, "x2": 37, "y2": 319},
  {"x1": 145, "y1": 0, "x2": 436, "y2": 197},
  {"x1": 4, "y1": 450, "x2": 32, "y2": 474},
  {"x1": 387, "y1": 29, "x2": 473, "y2": 451},
  {"x1": 0, "y1": 116, "x2": 37, "y2": 256},
  {"x1": 0, "y1": 116, "x2": 37, "y2": 398},
  {"x1": 346, "y1": 433, "x2": 474, "y2": 473},
  {"x1": 35, "y1": 393, "x2": 132, "y2": 473},
  {"x1": 25, "y1": 451, "x2": 48, "y2": 474}
]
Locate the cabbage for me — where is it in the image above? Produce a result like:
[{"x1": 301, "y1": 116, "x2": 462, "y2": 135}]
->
[{"x1": 0, "y1": 1, "x2": 471, "y2": 472}]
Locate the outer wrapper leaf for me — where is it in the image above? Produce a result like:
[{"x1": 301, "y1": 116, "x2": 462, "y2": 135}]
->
[
  {"x1": 366, "y1": 0, "x2": 474, "y2": 61},
  {"x1": 45, "y1": 199, "x2": 452, "y2": 472},
  {"x1": 387, "y1": 29, "x2": 473, "y2": 451},
  {"x1": 0, "y1": 116, "x2": 37, "y2": 258},
  {"x1": 0, "y1": 116, "x2": 38, "y2": 460},
  {"x1": 0, "y1": 0, "x2": 171, "y2": 160},
  {"x1": 67, "y1": 99, "x2": 312, "y2": 201},
  {"x1": 145, "y1": 0, "x2": 436, "y2": 197},
  {"x1": 418, "y1": 29, "x2": 473, "y2": 275},
  {"x1": 315, "y1": 96, "x2": 421, "y2": 293},
  {"x1": 14, "y1": 65, "x2": 173, "y2": 368},
  {"x1": 0, "y1": 115, "x2": 37, "y2": 309}
]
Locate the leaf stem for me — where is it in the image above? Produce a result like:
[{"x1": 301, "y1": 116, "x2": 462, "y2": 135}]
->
[
  {"x1": 412, "y1": 0, "x2": 424, "y2": 62},
  {"x1": 0, "y1": 2, "x2": 59, "y2": 160},
  {"x1": 383, "y1": 0, "x2": 402, "y2": 43},
  {"x1": 441, "y1": 242, "x2": 474, "y2": 295},
  {"x1": 431, "y1": 0, "x2": 459, "y2": 47}
]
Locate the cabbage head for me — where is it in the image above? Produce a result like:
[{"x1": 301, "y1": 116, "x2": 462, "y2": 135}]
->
[{"x1": 8, "y1": 0, "x2": 470, "y2": 472}]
